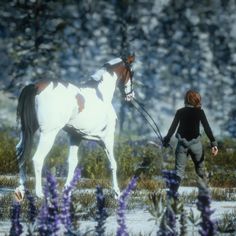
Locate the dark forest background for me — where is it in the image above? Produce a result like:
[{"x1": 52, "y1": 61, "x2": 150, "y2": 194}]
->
[{"x1": 0, "y1": 0, "x2": 236, "y2": 139}]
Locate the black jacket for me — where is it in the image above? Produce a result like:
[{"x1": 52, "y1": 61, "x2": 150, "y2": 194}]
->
[{"x1": 164, "y1": 106, "x2": 217, "y2": 147}]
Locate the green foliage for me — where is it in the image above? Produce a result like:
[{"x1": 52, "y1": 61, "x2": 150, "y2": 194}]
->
[
  {"x1": 0, "y1": 176, "x2": 18, "y2": 188},
  {"x1": 147, "y1": 191, "x2": 166, "y2": 225},
  {"x1": 204, "y1": 138, "x2": 236, "y2": 187},
  {"x1": 116, "y1": 141, "x2": 163, "y2": 181},
  {"x1": 217, "y1": 210, "x2": 236, "y2": 234},
  {"x1": 136, "y1": 178, "x2": 163, "y2": 192},
  {"x1": 116, "y1": 143, "x2": 137, "y2": 180},
  {"x1": 0, "y1": 128, "x2": 236, "y2": 188},
  {"x1": 211, "y1": 188, "x2": 236, "y2": 201},
  {"x1": 179, "y1": 207, "x2": 188, "y2": 236},
  {"x1": 80, "y1": 144, "x2": 110, "y2": 180},
  {"x1": 0, "y1": 130, "x2": 18, "y2": 174},
  {"x1": 0, "y1": 192, "x2": 41, "y2": 221},
  {"x1": 188, "y1": 208, "x2": 200, "y2": 226},
  {"x1": 43, "y1": 143, "x2": 68, "y2": 176}
]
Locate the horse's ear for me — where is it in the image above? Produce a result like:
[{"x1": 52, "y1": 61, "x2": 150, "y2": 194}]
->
[{"x1": 127, "y1": 54, "x2": 135, "y2": 64}]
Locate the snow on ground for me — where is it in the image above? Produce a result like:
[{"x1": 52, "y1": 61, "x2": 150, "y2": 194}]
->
[
  {"x1": 78, "y1": 201, "x2": 236, "y2": 235},
  {"x1": 1, "y1": 187, "x2": 236, "y2": 235}
]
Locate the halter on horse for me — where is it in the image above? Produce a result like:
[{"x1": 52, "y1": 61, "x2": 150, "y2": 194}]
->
[{"x1": 15, "y1": 55, "x2": 135, "y2": 201}]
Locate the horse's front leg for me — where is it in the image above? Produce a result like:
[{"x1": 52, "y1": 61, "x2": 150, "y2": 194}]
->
[
  {"x1": 63, "y1": 133, "x2": 81, "y2": 189},
  {"x1": 103, "y1": 138, "x2": 121, "y2": 198},
  {"x1": 65, "y1": 140, "x2": 81, "y2": 187},
  {"x1": 32, "y1": 130, "x2": 58, "y2": 198}
]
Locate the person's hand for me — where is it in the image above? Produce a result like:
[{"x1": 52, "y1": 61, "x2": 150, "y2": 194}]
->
[
  {"x1": 211, "y1": 146, "x2": 218, "y2": 156},
  {"x1": 162, "y1": 137, "x2": 170, "y2": 148}
]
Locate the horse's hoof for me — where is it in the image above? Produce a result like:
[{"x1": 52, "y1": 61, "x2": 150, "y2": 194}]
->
[
  {"x1": 14, "y1": 187, "x2": 25, "y2": 202},
  {"x1": 114, "y1": 190, "x2": 121, "y2": 200}
]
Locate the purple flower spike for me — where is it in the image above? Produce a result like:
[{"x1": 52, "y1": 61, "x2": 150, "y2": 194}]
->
[
  {"x1": 162, "y1": 170, "x2": 179, "y2": 200},
  {"x1": 116, "y1": 176, "x2": 138, "y2": 236},
  {"x1": 61, "y1": 167, "x2": 81, "y2": 232},
  {"x1": 9, "y1": 201, "x2": 23, "y2": 236},
  {"x1": 156, "y1": 170, "x2": 179, "y2": 236},
  {"x1": 38, "y1": 171, "x2": 60, "y2": 236},
  {"x1": 95, "y1": 186, "x2": 108, "y2": 236},
  {"x1": 38, "y1": 204, "x2": 49, "y2": 236},
  {"x1": 197, "y1": 179, "x2": 217, "y2": 236},
  {"x1": 25, "y1": 190, "x2": 37, "y2": 224}
]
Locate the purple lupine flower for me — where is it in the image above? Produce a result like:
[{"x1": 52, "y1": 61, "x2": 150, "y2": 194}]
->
[
  {"x1": 95, "y1": 186, "x2": 108, "y2": 236},
  {"x1": 25, "y1": 190, "x2": 37, "y2": 224},
  {"x1": 166, "y1": 205, "x2": 177, "y2": 235},
  {"x1": 61, "y1": 167, "x2": 81, "y2": 232},
  {"x1": 157, "y1": 207, "x2": 176, "y2": 236},
  {"x1": 162, "y1": 170, "x2": 179, "y2": 200},
  {"x1": 116, "y1": 176, "x2": 138, "y2": 236},
  {"x1": 38, "y1": 171, "x2": 60, "y2": 236},
  {"x1": 38, "y1": 204, "x2": 49, "y2": 236},
  {"x1": 25, "y1": 190, "x2": 38, "y2": 236},
  {"x1": 9, "y1": 201, "x2": 23, "y2": 236},
  {"x1": 86, "y1": 140, "x2": 98, "y2": 150},
  {"x1": 197, "y1": 179, "x2": 217, "y2": 236},
  {"x1": 156, "y1": 170, "x2": 178, "y2": 236},
  {"x1": 157, "y1": 204, "x2": 177, "y2": 236}
]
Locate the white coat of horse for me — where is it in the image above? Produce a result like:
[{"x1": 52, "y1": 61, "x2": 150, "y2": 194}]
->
[{"x1": 15, "y1": 55, "x2": 135, "y2": 200}]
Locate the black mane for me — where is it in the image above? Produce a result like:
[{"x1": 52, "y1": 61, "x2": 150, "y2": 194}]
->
[{"x1": 78, "y1": 79, "x2": 100, "y2": 89}]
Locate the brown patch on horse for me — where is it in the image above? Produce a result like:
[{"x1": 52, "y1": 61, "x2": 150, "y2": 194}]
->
[
  {"x1": 35, "y1": 81, "x2": 50, "y2": 94},
  {"x1": 112, "y1": 62, "x2": 131, "y2": 84},
  {"x1": 109, "y1": 56, "x2": 135, "y2": 83},
  {"x1": 126, "y1": 55, "x2": 135, "y2": 64},
  {"x1": 105, "y1": 62, "x2": 125, "y2": 80},
  {"x1": 76, "y1": 93, "x2": 85, "y2": 112}
]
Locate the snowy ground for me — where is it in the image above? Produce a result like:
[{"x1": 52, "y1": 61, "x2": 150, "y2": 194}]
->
[{"x1": 1, "y1": 187, "x2": 236, "y2": 235}]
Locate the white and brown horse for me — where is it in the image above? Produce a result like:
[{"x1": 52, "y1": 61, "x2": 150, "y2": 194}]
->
[{"x1": 15, "y1": 55, "x2": 135, "y2": 200}]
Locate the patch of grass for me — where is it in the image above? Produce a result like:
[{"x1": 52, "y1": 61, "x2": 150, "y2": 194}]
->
[
  {"x1": 0, "y1": 193, "x2": 13, "y2": 219},
  {"x1": 211, "y1": 188, "x2": 236, "y2": 201},
  {"x1": 0, "y1": 176, "x2": 18, "y2": 188},
  {"x1": 1, "y1": 128, "x2": 236, "y2": 189},
  {"x1": 217, "y1": 209, "x2": 236, "y2": 234},
  {"x1": 0, "y1": 129, "x2": 18, "y2": 175}
]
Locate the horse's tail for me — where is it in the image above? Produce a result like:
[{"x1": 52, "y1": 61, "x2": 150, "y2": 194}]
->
[{"x1": 16, "y1": 84, "x2": 39, "y2": 167}]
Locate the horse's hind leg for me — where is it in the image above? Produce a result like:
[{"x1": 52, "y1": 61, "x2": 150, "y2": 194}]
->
[
  {"x1": 32, "y1": 130, "x2": 59, "y2": 198},
  {"x1": 15, "y1": 133, "x2": 26, "y2": 200}
]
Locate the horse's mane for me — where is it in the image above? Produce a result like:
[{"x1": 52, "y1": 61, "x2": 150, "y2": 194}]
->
[
  {"x1": 78, "y1": 79, "x2": 100, "y2": 89},
  {"x1": 78, "y1": 62, "x2": 122, "y2": 89},
  {"x1": 65, "y1": 58, "x2": 123, "y2": 89}
]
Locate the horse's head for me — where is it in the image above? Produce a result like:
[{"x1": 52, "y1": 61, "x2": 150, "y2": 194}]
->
[{"x1": 112, "y1": 54, "x2": 135, "y2": 101}]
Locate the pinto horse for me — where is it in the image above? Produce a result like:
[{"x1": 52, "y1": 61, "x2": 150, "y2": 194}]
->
[{"x1": 15, "y1": 55, "x2": 135, "y2": 200}]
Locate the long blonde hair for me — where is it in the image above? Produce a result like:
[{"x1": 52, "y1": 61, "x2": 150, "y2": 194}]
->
[{"x1": 184, "y1": 90, "x2": 201, "y2": 108}]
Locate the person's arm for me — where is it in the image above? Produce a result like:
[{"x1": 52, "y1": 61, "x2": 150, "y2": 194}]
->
[
  {"x1": 163, "y1": 110, "x2": 180, "y2": 146},
  {"x1": 200, "y1": 109, "x2": 218, "y2": 156}
]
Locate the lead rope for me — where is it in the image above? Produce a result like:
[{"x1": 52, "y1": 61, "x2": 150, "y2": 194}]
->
[
  {"x1": 131, "y1": 97, "x2": 163, "y2": 143},
  {"x1": 130, "y1": 98, "x2": 174, "y2": 190}
]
